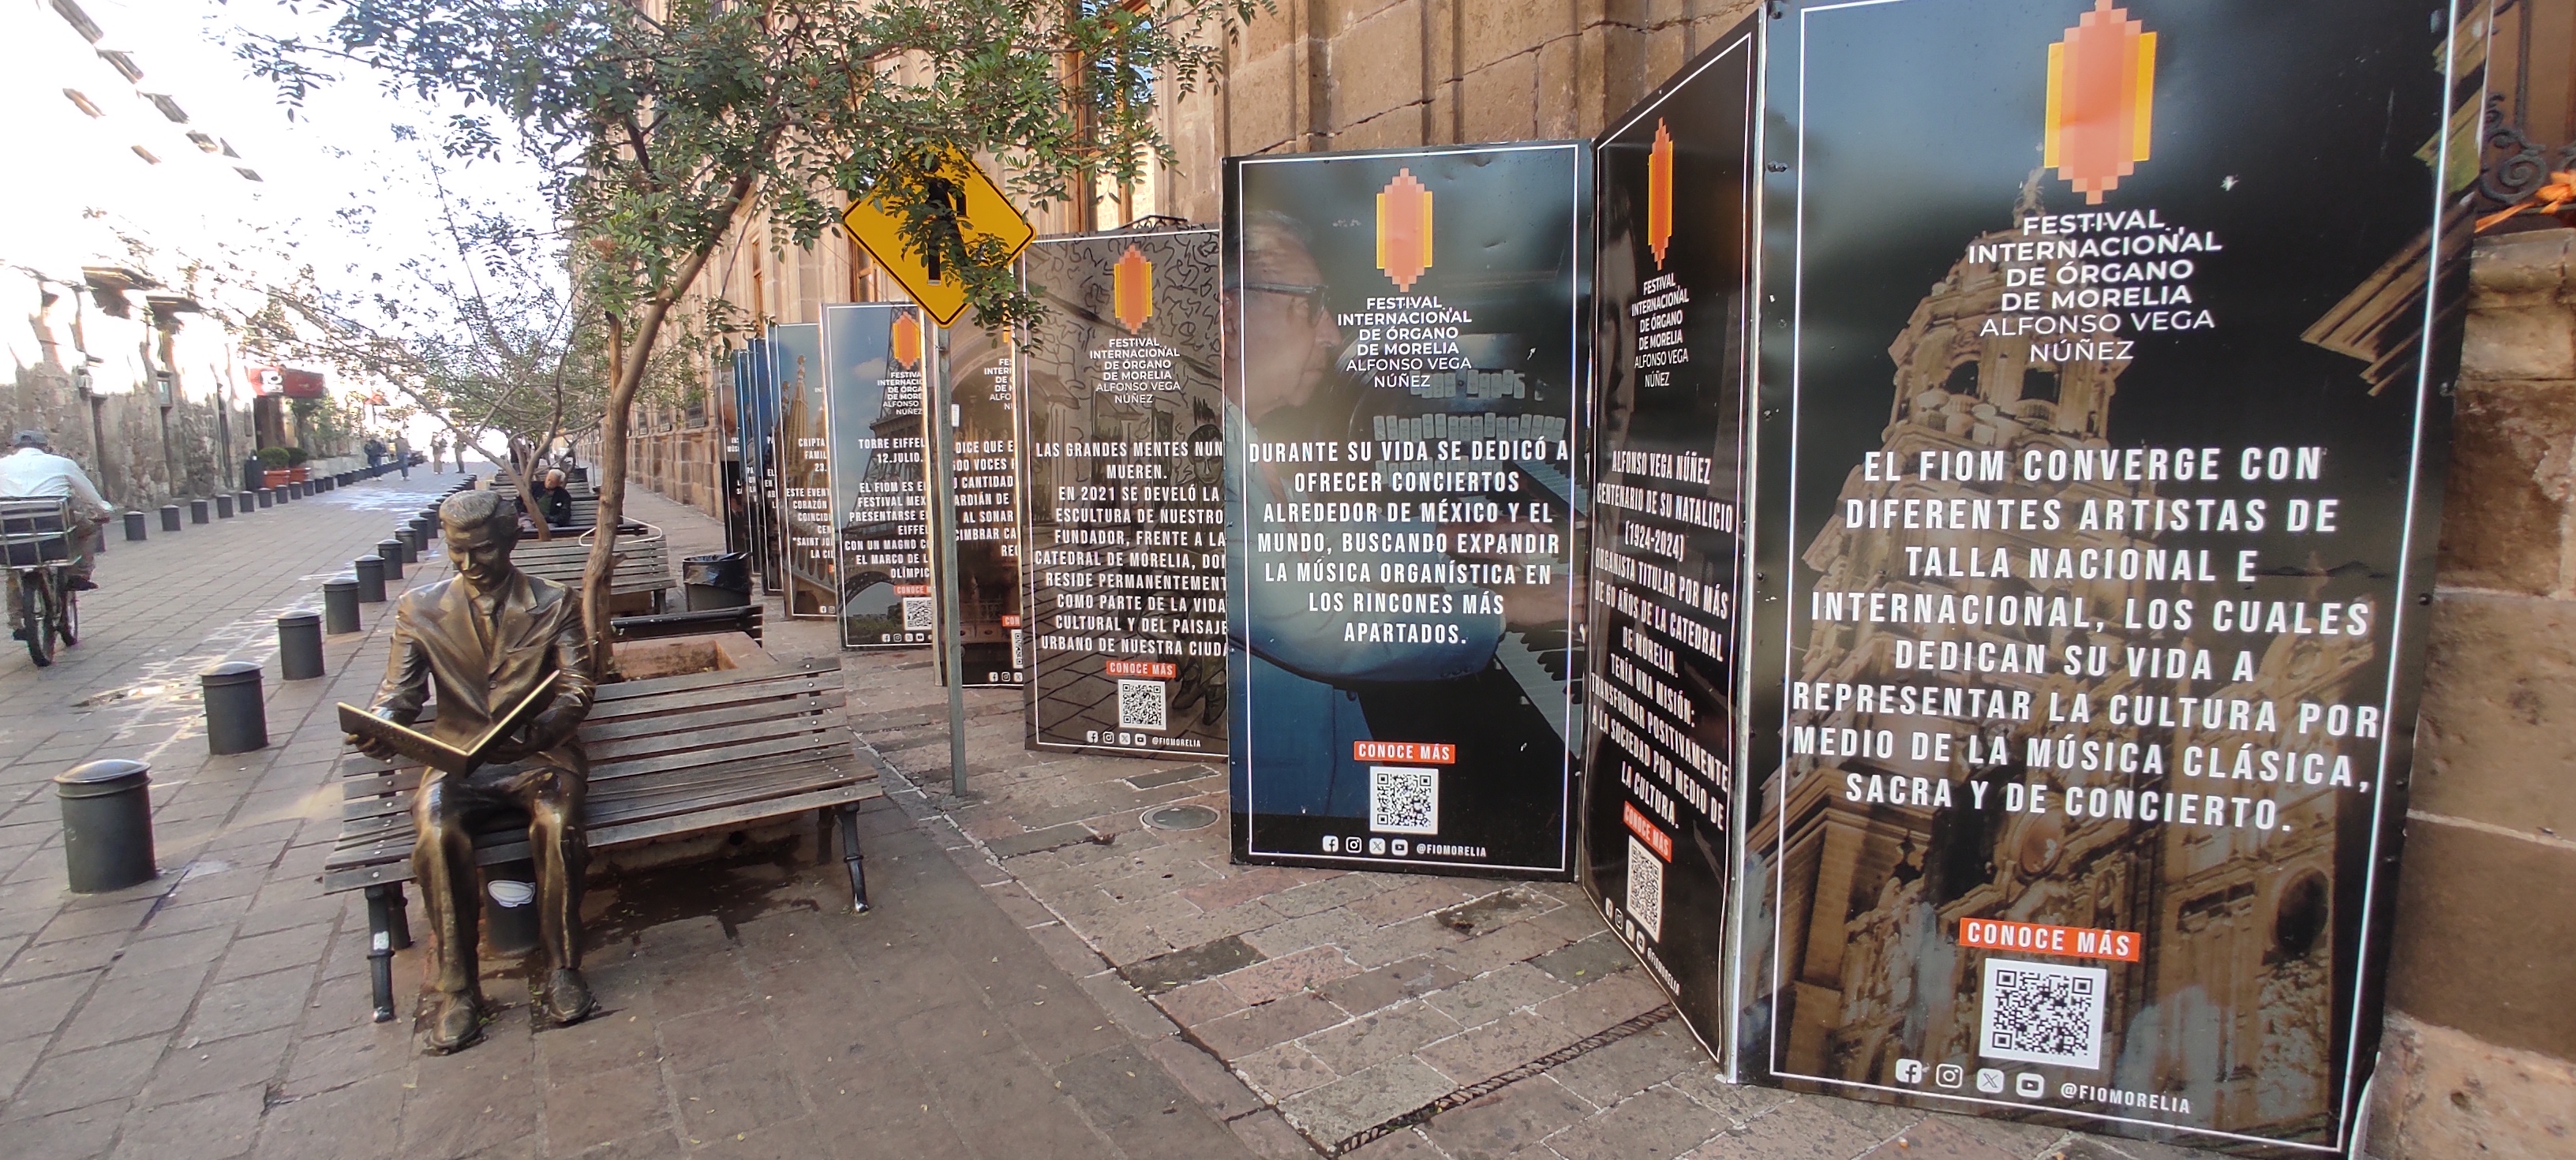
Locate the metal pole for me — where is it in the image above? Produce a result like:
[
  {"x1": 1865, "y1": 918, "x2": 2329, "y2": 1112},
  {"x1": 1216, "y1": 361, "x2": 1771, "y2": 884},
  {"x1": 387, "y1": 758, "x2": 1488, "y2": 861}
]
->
[{"x1": 931, "y1": 325, "x2": 968, "y2": 798}]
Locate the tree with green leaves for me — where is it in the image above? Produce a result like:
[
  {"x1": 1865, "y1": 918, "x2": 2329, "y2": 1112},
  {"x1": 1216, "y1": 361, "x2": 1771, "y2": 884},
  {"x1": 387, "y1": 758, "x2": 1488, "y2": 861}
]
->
[{"x1": 240, "y1": 0, "x2": 1260, "y2": 663}]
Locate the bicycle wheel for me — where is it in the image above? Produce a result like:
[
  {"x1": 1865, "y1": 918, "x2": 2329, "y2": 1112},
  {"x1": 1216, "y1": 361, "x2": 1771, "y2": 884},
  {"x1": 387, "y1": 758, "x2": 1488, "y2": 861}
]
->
[
  {"x1": 22, "y1": 572, "x2": 54, "y2": 667},
  {"x1": 53, "y1": 574, "x2": 77, "y2": 647}
]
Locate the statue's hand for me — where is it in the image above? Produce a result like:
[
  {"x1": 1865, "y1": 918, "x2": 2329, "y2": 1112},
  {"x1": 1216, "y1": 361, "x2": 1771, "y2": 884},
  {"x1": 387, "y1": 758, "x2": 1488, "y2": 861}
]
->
[{"x1": 348, "y1": 731, "x2": 398, "y2": 760}]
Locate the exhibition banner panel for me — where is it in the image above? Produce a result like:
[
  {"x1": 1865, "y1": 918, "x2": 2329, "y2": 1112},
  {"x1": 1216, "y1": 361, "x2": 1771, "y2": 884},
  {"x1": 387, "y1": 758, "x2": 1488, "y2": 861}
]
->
[
  {"x1": 1582, "y1": 21, "x2": 1760, "y2": 1076},
  {"x1": 934, "y1": 323, "x2": 1029, "y2": 686},
  {"x1": 771, "y1": 322, "x2": 835, "y2": 618},
  {"x1": 722, "y1": 350, "x2": 752, "y2": 559},
  {"x1": 1018, "y1": 229, "x2": 1228, "y2": 757},
  {"x1": 1749, "y1": 2, "x2": 2470, "y2": 1152},
  {"x1": 821, "y1": 303, "x2": 934, "y2": 649},
  {"x1": 738, "y1": 336, "x2": 784, "y2": 593},
  {"x1": 1225, "y1": 142, "x2": 1591, "y2": 876}
]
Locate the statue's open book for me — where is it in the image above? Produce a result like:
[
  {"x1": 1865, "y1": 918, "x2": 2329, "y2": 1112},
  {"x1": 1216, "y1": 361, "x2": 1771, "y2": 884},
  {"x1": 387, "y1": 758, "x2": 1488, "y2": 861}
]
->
[{"x1": 338, "y1": 672, "x2": 559, "y2": 775}]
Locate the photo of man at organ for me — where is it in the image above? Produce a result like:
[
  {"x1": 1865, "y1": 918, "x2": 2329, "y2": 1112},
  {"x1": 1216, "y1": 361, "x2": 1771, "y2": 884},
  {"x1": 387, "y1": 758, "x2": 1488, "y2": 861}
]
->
[{"x1": 1223, "y1": 144, "x2": 1589, "y2": 874}]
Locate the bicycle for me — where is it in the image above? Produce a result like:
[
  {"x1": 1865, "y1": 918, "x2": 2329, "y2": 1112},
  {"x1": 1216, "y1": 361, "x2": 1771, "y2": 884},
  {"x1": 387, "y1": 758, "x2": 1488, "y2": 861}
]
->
[{"x1": 2, "y1": 498, "x2": 83, "y2": 667}]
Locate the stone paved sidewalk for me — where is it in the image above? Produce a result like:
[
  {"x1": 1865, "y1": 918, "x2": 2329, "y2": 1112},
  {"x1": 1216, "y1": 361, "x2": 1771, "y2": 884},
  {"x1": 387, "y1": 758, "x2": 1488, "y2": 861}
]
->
[{"x1": 0, "y1": 473, "x2": 1271, "y2": 1160}]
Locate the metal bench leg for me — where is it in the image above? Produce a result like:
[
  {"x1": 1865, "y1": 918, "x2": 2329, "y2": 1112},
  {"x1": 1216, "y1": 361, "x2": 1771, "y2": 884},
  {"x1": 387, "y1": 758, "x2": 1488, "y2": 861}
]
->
[
  {"x1": 364, "y1": 885, "x2": 399, "y2": 1023},
  {"x1": 837, "y1": 803, "x2": 871, "y2": 915}
]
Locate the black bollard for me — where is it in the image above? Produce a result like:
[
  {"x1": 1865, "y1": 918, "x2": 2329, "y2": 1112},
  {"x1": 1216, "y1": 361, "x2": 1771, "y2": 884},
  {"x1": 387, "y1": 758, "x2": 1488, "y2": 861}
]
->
[
  {"x1": 324, "y1": 576, "x2": 361, "y2": 634},
  {"x1": 159, "y1": 505, "x2": 181, "y2": 533},
  {"x1": 189, "y1": 500, "x2": 208, "y2": 524},
  {"x1": 122, "y1": 511, "x2": 146, "y2": 541},
  {"x1": 54, "y1": 760, "x2": 155, "y2": 893},
  {"x1": 215, "y1": 494, "x2": 234, "y2": 518},
  {"x1": 236, "y1": 490, "x2": 255, "y2": 513},
  {"x1": 396, "y1": 526, "x2": 422, "y2": 559},
  {"x1": 200, "y1": 662, "x2": 268, "y2": 755},
  {"x1": 353, "y1": 556, "x2": 387, "y2": 604},
  {"x1": 481, "y1": 863, "x2": 541, "y2": 956},
  {"x1": 376, "y1": 540, "x2": 406, "y2": 580},
  {"x1": 256, "y1": 489, "x2": 273, "y2": 509},
  {"x1": 276, "y1": 612, "x2": 324, "y2": 680}
]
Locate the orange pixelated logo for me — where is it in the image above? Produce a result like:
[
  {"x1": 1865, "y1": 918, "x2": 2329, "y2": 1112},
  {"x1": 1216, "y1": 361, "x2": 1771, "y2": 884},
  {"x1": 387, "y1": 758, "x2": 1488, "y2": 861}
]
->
[
  {"x1": 1376, "y1": 168, "x2": 1433, "y2": 292},
  {"x1": 1621, "y1": 802, "x2": 1672, "y2": 862},
  {"x1": 1104, "y1": 660, "x2": 1176, "y2": 679},
  {"x1": 1113, "y1": 244, "x2": 1154, "y2": 334},
  {"x1": 890, "y1": 311, "x2": 923, "y2": 370},
  {"x1": 893, "y1": 584, "x2": 930, "y2": 597},
  {"x1": 1960, "y1": 917, "x2": 2140, "y2": 962},
  {"x1": 1354, "y1": 740, "x2": 1455, "y2": 765},
  {"x1": 2045, "y1": 0, "x2": 2156, "y2": 205},
  {"x1": 1647, "y1": 119, "x2": 1675, "y2": 268}
]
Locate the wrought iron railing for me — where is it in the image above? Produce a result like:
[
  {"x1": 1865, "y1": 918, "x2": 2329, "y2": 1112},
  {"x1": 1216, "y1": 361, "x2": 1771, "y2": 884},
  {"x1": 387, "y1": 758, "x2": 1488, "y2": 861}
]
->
[{"x1": 2480, "y1": 0, "x2": 2576, "y2": 219}]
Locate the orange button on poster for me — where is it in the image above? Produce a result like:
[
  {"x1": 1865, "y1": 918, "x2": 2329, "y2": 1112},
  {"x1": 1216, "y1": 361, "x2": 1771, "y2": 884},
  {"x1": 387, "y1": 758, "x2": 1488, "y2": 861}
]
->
[
  {"x1": 1960, "y1": 917, "x2": 2141, "y2": 962},
  {"x1": 1354, "y1": 741, "x2": 1456, "y2": 764}
]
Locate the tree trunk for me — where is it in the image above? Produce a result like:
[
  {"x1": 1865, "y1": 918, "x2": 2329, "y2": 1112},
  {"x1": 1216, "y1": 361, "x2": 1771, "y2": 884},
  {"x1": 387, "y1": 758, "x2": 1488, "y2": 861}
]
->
[
  {"x1": 580, "y1": 250, "x2": 722, "y2": 669},
  {"x1": 512, "y1": 439, "x2": 553, "y2": 541}
]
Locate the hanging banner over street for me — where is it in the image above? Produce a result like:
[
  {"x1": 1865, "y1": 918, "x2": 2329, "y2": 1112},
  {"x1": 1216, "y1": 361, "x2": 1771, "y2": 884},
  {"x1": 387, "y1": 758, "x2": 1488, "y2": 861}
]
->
[
  {"x1": 821, "y1": 303, "x2": 934, "y2": 649},
  {"x1": 1018, "y1": 228, "x2": 1228, "y2": 758},
  {"x1": 1581, "y1": 22, "x2": 1760, "y2": 1076},
  {"x1": 770, "y1": 323, "x2": 835, "y2": 618},
  {"x1": 1747, "y1": 2, "x2": 2469, "y2": 1153},
  {"x1": 931, "y1": 323, "x2": 1027, "y2": 686},
  {"x1": 1224, "y1": 142, "x2": 1591, "y2": 876},
  {"x1": 738, "y1": 335, "x2": 784, "y2": 594}
]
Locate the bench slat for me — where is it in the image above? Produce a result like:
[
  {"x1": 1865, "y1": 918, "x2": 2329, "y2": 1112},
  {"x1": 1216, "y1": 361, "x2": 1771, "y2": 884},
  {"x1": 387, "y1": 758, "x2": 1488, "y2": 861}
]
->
[
  {"x1": 324, "y1": 783, "x2": 882, "y2": 891},
  {"x1": 327, "y1": 754, "x2": 871, "y2": 866},
  {"x1": 593, "y1": 657, "x2": 838, "y2": 702},
  {"x1": 580, "y1": 689, "x2": 842, "y2": 743},
  {"x1": 339, "y1": 730, "x2": 852, "y2": 804}
]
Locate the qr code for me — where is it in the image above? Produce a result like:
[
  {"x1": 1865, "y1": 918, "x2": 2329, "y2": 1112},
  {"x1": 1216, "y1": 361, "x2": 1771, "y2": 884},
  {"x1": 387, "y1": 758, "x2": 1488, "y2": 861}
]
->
[
  {"x1": 901, "y1": 597, "x2": 935, "y2": 631},
  {"x1": 1116, "y1": 679, "x2": 1166, "y2": 731},
  {"x1": 1979, "y1": 957, "x2": 2108, "y2": 1070},
  {"x1": 1625, "y1": 836, "x2": 1664, "y2": 942},
  {"x1": 1368, "y1": 766, "x2": 1440, "y2": 835}
]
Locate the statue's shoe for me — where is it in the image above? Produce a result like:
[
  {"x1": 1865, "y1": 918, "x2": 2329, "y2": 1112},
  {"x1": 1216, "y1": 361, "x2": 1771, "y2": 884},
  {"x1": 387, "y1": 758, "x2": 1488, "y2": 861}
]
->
[
  {"x1": 417, "y1": 991, "x2": 487, "y2": 1055},
  {"x1": 538, "y1": 967, "x2": 597, "y2": 1027}
]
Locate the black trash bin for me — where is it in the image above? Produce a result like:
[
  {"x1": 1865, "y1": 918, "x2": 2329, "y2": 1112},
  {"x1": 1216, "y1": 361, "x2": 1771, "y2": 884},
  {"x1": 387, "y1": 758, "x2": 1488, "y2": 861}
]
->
[
  {"x1": 54, "y1": 760, "x2": 155, "y2": 893},
  {"x1": 481, "y1": 863, "x2": 541, "y2": 956},
  {"x1": 683, "y1": 552, "x2": 753, "y2": 611}
]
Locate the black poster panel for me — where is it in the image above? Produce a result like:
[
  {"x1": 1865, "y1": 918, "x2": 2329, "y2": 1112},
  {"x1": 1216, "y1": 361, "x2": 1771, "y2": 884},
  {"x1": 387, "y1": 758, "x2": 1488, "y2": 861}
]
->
[
  {"x1": 739, "y1": 336, "x2": 784, "y2": 593},
  {"x1": 772, "y1": 323, "x2": 835, "y2": 618},
  {"x1": 929, "y1": 324, "x2": 1028, "y2": 686},
  {"x1": 1019, "y1": 229, "x2": 1228, "y2": 758},
  {"x1": 1747, "y1": 2, "x2": 2470, "y2": 1153},
  {"x1": 822, "y1": 303, "x2": 934, "y2": 649},
  {"x1": 722, "y1": 350, "x2": 751, "y2": 557},
  {"x1": 1582, "y1": 21, "x2": 1760, "y2": 1076},
  {"x1": 1224, "y1": 143, "x2": 1591, "y2": 877}
]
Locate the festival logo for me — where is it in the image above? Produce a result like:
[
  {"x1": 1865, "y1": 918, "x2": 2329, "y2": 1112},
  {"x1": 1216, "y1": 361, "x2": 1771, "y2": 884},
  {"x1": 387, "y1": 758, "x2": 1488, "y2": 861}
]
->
[
  {"x1": 890, "y1": 310, "x2": 923, "y2": 370},
  {"x1": 2044, "y1": 0, "x2": 2156, "y2": 204},
  {"x1": 1114, "y1": 244, "x2": 1154, "y2": 334},
  {"x1": 1649, "y1": 119, "x2": 1676, "y2": 268},
  {"x1": 1376, "y1": 168, "x2": 1434, "y2": 292}
]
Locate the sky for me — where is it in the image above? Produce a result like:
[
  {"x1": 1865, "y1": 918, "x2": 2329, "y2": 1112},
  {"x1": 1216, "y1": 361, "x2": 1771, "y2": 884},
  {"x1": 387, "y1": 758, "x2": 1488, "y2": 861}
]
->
[{"x1": 0, "y1": 0, "x2": 561, "y2": 447}]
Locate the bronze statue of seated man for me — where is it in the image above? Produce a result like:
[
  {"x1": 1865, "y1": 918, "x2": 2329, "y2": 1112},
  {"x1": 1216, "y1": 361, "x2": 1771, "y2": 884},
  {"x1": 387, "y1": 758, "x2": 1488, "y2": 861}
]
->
[{"x1": 346, "y1": 489, "x2": 599, "y2": 1053}]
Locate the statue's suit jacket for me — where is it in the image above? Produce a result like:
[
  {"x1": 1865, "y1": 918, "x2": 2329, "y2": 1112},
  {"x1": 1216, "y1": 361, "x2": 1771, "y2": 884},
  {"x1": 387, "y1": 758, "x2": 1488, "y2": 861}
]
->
[{"x1": 371, "y1": 571, "x2": 597, "y2": 776}]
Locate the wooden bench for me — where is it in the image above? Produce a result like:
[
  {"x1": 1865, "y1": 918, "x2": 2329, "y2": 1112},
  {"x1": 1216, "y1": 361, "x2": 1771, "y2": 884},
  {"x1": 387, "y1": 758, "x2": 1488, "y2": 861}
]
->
[
  {"x1": 321, "y1": 657, "x2": 876, "y2": 1021},
  {"x1": 511, "y1": 524, "x2": 675, "y2": 614}
]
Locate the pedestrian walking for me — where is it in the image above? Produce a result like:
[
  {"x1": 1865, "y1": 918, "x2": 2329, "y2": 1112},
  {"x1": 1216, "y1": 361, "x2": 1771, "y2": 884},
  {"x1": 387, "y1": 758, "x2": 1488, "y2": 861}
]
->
[
  {"x1": 431, "y1": 434, "x2": 448, "y2": 474},
  {"x1": 395, "y1": 434, "x2": 412, "y2": 479}
]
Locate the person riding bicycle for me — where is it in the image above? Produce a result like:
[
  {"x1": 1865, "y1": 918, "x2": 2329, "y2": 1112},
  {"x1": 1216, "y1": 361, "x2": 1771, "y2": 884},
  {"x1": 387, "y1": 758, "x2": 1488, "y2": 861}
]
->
[{"x1": 0, "y1": 431, "x2": 111, "y2": 591}]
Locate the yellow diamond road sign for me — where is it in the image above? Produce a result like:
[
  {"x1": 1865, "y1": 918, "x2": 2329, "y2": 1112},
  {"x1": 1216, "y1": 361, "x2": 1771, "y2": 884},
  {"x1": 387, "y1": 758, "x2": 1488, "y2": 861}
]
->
[{"x1": 842, "y1": 154, "x2": 1035, "y2": 327}]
